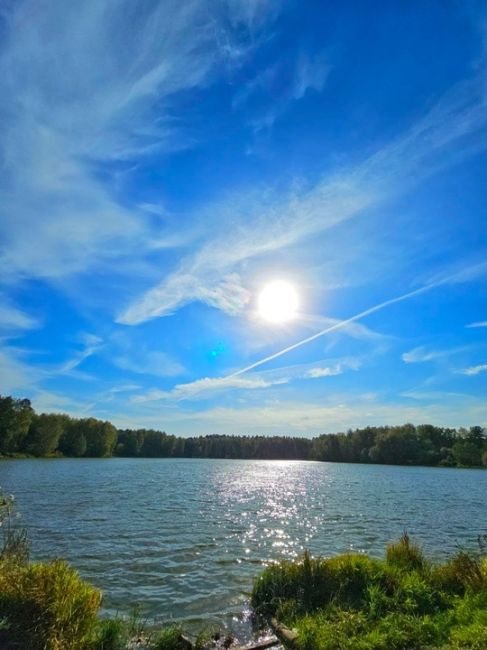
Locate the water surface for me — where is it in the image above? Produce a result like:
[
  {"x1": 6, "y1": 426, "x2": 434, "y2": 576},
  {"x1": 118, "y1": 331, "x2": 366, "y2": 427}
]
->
[{"x1": 0, "y1": 458, "x2": 485, "y2": 634}]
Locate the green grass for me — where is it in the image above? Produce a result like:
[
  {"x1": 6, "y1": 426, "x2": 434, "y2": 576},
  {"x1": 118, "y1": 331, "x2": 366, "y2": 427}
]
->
[
  {"x1": 251, "y1": 534, "x2": 487, "y2": 650},
  {"x1": 0, "y1": 558, "x2": 102, "y2": 649}
]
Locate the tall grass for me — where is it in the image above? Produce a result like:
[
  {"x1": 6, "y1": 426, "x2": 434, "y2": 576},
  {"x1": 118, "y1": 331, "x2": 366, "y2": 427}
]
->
[
  {"x1": 0, "y1": 559, "x2": 102, "y2": 649},
  {"x1": 251, "y1": 535, "x2": 487, "y2": 649}
]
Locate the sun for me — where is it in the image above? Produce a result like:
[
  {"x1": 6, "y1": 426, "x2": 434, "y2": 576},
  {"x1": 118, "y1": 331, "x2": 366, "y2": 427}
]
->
[{"x1": 257, "y1": 280, "x2": 299, "y2": 323}]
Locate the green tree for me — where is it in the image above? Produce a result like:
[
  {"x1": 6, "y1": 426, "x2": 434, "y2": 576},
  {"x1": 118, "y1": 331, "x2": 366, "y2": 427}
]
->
[
  {"x1": 0, "y1": 396, "x2": 34, "y2": 454},
  {"x1": 59, "y1": 420, "x2": 87, "y2": 457},
  {"x1": 81, "y1": 419, "x2": 117, "y2": 457},
  {"x1": 24, "y1": 413, "x2": 67, "y2": 456},
  {"x1": 452, "y1": 426, "x2": 485, "y2": 466}
]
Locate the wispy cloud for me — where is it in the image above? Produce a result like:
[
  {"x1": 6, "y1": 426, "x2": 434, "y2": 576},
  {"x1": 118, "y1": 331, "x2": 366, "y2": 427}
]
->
[
  {"x1": 114, "y1": 351, "x2": 185, "y2": 378},
  {"x1": 459, "y1": 363, "x2": 487, "y2": 376},
  {"x1": 121, "y1": 392, "x2": 487, "y2": 435},
  {"x1": 401, "y1": 345, "x2": 467, "y2": 363},
  {"x1": 120, "y1": 69, "x2": 487, "y2": 325},
  {"x1": 466, "y1": 320, "x2": 487, "y2": 328},
  {"x1": 108, "y1": 331, "x2": 185, "y2": 377},
  {"x1": 0, "y1": 346, "x2": 42, "y2": 393},
  {"x1": 132, "y1": 356, "x2": 361, "y2": 403},
  {"x1": 0, "y1": 0, "x2": 276, "y2": 282},
  {"x1": 0, "y1": 298, "x2": 39, "y2": 332},
  {"x1": 0, "y1": 332, "x2": 102, "y2": 393},
  {"x1": 306, "y1": 365, "x2": 346, "y2": 378},
  {"x1": 58, "y1": 334, "x2": 102, "y2": 375},
  {"x1": 234, "y1": 52, "x2": 330, "y2": 130},
  {"x1": 132, "y1": 375, "x2": 282, "y2": 403}
]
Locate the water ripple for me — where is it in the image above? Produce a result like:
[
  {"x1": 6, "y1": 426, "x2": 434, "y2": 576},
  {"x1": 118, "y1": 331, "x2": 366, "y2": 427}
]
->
[{"x1": 1, "y1": 458, "x2": 486, "y2": 636}]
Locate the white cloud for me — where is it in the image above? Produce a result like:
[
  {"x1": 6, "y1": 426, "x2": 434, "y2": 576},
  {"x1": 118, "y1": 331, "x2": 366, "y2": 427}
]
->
[
  {"x1": 132, "y1": 355, "x2": 361, "y2": 403},
  {"x1": 401, "y1": 345, "x2": 468, "y2": 363},
  {"x1": 29, "y1": 390, "x2": 89, "y2": 416},
  {"x1": 0, "y1": 298, "x2": 39, "y2": 331},
  {"x1": 119, "y1": 392, "x2": 487, "y2": 435},
  {"x1": 132, "y1": 375, "x2": 282, "y2": 403},
  {"x1": 58, "y1": 334, "x2": 103, "y2": 374},
  {"x1": 460, "y1": 363, "x2": 487, "y2": 376},
  {"x1": 402, "y1": 347, "x2": 445, "y2": 363},
  {"x1": 0, "y1": 332, "x2": 102, "y2": 395},
  {"x1": 108, "y1": 331, "x2": 185, "y2": 377},
  {"x1": 466, "y1": 321, "x2": 487, "y2": 328},
  {"x1": 0, "y1": 346, "x2": 41, "y2": 393},
  {"x1": 114, "y1": 351, "x2": 185, "y2": 378}
]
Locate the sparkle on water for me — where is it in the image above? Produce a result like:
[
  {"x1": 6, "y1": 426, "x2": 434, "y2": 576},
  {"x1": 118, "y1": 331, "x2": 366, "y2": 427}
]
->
[
  {"x1": 257, "y1": 280, "x2": 299, "y2": 323},
  {"x1": 0, "y1": 458, "x2": 485, "y2": 641}
]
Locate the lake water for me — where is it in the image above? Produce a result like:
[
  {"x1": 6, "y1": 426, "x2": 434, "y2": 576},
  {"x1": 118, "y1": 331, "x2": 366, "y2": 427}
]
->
[{"x1": 0, "y1": 458, "x2": 486, "y2": 638}]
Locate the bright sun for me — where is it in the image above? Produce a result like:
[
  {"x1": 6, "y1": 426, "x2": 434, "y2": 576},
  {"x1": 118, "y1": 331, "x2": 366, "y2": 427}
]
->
[{"x1": 257, "y1": 280, "x2": 299, "y2": 323}]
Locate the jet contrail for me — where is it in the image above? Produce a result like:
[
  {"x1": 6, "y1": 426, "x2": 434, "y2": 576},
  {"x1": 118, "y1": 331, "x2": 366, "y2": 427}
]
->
[
  {"x1": 168, "y1": 260, "x2": 486, "y2": 401},
  {"x1": 225, "y1": 281, "x2": 441, "y2": 379}
]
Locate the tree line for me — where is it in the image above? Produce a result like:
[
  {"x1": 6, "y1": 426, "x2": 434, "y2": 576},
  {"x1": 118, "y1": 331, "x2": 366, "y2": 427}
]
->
[{"x1": 0, "y1": 394, "x2": 486, "y2": 467}]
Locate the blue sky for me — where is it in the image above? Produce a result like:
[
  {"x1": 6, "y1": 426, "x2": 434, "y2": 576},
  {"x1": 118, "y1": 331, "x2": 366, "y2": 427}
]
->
[{"x1": 0, "y1": 0, "x2": 486, "y2": 435}]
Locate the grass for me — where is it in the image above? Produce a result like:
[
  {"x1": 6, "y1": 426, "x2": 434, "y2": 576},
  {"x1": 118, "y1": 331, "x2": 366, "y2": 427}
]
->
[
  {"x1": 251, "y1": 533, "x2": 487, "y2": 650},
  {"x1": 0, "y1": 558, "x2": 102, "y2": 649}
]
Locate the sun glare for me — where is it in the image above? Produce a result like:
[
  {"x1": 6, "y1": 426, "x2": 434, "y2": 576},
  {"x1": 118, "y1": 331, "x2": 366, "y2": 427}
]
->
[{"x1": 257, "y1": 280, "x2": 299, "y2": 323}]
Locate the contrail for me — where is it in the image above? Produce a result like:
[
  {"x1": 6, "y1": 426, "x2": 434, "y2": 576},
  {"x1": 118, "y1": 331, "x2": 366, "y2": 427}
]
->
[
  {"x1": 169, "y1": 260, "x2": 486, "y2": 401},
  {"x1": 226, "y1": 281, "x2": 441, "y2": 379}
]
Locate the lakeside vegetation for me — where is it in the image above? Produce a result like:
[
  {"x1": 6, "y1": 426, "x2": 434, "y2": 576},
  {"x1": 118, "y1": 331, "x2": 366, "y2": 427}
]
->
[
  {"x1": 1, "y1": 394, "x2": 486, "y2": 467},
  {"x1": 251, "y1": 534, "x2": 487, "y2": 649}
]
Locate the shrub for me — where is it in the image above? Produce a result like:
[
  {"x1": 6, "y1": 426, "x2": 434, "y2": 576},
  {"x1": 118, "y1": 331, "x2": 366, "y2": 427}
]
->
[
  {"x1": 0, "y1": 559, "x2": 101, "y2": 649},
  {"x1": 386, "y1": 533, "x2": 427, "y2": 573},
  {"x1": 251, "y1": 551, "x2": 388, "y2": 616},
  {"x1": 151, "y1": 625, "x2": 190, "y2": 650},
  {"x1": 432, "y1": 552, "x2": 486, "y2": 596},
  {"x1": 92, "y1": 618, "x2": 131, "y2": 650}
]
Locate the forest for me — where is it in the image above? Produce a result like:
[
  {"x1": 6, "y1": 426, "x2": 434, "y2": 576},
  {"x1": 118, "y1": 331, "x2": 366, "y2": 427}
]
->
[{"x1": 0, "y1": 394, "x2": 486, "y2": 468}]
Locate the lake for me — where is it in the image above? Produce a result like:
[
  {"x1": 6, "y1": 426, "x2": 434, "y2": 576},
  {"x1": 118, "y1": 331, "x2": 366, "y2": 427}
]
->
[{"x1": 0, "y1": 458, "x2": 485, "y2": 637}]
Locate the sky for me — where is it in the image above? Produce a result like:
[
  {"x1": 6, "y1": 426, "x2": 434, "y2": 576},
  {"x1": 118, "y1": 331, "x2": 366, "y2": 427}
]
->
[{"x1": 0, "y1": 0, "x2": 486, "y2": 436}]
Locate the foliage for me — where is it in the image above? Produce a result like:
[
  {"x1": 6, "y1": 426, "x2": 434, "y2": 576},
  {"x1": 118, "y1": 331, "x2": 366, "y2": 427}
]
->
[
  {"x1": 0, "y1": 394, "x2": 486, "y2": 465},
  {"x1": 0, "y1": 395, "x2": 34, "y2": 454},
  {"x1": 0, "y1": 558, "x2": 102, "y2": 649},
  {"x1": 24, "y1": 413, "x2": 67, "y2": 457},
  {"x1": 150, "y1": 625, "x2": 189, "y2": 650},
  {"x1": 311, "y1": 424, "x2": 486, "y2": 468},
  {"x1": 386, "y1": 533, "x2": 427, "y2": 573},
  {"x1": 251, "y1": 537, "x2": 487, "y2": 650},
  {"x1": 91, "y1": 618, "x2": 131, "y2": 650}
]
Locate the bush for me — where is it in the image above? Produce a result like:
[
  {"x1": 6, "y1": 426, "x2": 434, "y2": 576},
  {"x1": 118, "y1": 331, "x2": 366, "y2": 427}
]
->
[
  {"x1": 386, "y1": 533, "x2": 427, "y2": 573},
  {"x1": 92, "y1": 618, "x2": 131, "y2": 650},
  {"x1": 151, "y1": 625, "x2": 190, "y2": 650},
  {"x1": 251, "y1": 550, "x2": 389, "y2": 616},
  {"x1": 0, "y1": 559, "x2": 101, "y2": 649},
  {"x1": 431, "y1": 552, "x2": 486, "y2": 596}
]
